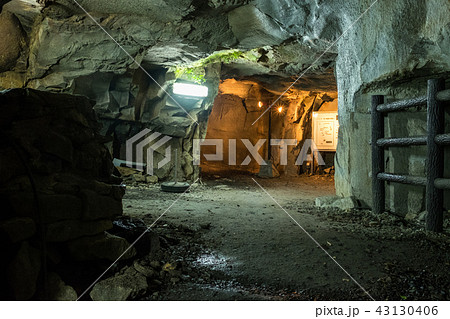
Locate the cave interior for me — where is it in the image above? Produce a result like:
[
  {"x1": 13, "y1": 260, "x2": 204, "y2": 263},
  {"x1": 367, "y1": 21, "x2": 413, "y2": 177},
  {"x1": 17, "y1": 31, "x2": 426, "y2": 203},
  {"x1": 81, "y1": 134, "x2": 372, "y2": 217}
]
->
[{"x1": 0, "y1": 0, "x2": 450, "y2": 302}]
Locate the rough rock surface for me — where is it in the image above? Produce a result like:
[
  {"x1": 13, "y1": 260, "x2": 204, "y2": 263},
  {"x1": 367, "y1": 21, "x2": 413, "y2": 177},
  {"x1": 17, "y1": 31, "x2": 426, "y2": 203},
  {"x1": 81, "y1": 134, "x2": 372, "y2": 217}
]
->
[
  {"x1": 67, "y1": 232, "x2": 136, "y2": 262},
  {"x1": 0, "y1": 11, "x2": 24, "y2": 72},
  {"x1": 315, "y1": 196, "x2": 363, "y2": 211},
  {"x1": 0, "y1": 89, "x2": 128, "y2": 300},
  {"x1": 43, "y1": 272, "x2": 78, "y2": 301},
  {"x1": 0, "y1": 0, "x2": 448, "y2": 212},
  {"x1": 7, "y1": 241, "x2": 41, "y2": 300},
  {"x1": 90, "y1": 266, "x2": 148, "y2": 301},
  {"x1": 333, "y1": 0, "x2": 450, "y2": 214}
]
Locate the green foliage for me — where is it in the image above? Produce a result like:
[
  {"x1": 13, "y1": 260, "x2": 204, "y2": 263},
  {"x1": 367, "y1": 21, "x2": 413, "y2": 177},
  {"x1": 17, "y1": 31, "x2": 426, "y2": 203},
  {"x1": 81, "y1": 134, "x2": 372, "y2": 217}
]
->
[
  {"x1": 172, "y1": 50, "x2": 246, "y2": 84},
  {"x1": 202, "y1": 50, "x2": 244, "y2": 65},
  {"x1": 174, "y1": 67, "x2": 206, "y2": 84}
]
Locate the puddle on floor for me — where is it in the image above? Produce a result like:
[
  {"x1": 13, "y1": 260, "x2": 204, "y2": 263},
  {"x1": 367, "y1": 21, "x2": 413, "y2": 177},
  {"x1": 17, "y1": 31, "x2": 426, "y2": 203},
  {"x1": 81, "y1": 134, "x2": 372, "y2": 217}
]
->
[{"x1": 193, "y1": 251, "x2": 238, "y2": 272}]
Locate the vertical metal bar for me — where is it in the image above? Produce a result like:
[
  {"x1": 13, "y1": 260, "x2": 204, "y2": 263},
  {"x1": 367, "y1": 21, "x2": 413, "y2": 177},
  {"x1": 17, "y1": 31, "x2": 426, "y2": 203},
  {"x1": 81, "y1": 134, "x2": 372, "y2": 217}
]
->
[
  {"x1": 426, "y1": 79, "x2": 445, "y2": 232},
  {"x1": 372, "y1": 95, "x2": 385, "y2": 214}
]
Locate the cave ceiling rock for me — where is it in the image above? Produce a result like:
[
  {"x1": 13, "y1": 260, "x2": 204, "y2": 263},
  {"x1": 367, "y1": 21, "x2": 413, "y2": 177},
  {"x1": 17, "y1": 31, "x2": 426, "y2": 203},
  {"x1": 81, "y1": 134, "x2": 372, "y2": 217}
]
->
[
  {"x1": 0, "y1": 0, "x2": 343, "y2": 93},
  {"x1": 228, "y1": 4, "x2": 292, "y2": 49}
]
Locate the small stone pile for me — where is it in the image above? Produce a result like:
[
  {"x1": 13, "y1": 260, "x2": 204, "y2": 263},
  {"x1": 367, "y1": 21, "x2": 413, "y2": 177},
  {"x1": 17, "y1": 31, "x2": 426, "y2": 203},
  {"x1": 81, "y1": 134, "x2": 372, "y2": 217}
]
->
[
  {"x1": 90, "y1": 258, "x2": 182, "y2": 301},
  {"x1": 0, "y1": 89, "x2": 135, "y2": 300},
  {"x1": 116, "y1": 166, "x2": 159, "y2": 185}
]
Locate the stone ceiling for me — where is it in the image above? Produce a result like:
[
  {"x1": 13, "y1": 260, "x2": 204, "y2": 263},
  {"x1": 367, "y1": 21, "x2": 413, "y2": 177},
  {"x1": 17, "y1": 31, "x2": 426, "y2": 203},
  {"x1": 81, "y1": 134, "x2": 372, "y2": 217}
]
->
[{"x1": 0, "y1": 0, "x2": 342, "y2": 92}]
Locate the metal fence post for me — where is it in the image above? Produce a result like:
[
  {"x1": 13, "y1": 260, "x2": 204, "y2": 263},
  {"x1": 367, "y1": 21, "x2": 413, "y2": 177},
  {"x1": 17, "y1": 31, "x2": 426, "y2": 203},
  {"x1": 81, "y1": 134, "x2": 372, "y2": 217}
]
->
[{"x1": 372, "y1": 95, "x2": 385, "y2": 214}]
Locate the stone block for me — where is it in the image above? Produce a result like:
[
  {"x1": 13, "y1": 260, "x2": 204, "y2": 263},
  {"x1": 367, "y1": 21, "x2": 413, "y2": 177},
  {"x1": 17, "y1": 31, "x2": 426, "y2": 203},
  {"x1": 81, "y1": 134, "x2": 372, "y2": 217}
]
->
[
  {"x1": 111, "y1": 185, "x2": 126, "y2": 201},
  {"x1": 7, "y1": 241, "x2": 41, "y2": 300},
  {"x1": 81, "y1": 189, "x2": 122, "y2": 221},
  {"x1": 315, "y1": 196, "x2": 362, "y2": 210},
  {"x1": 228, "y1": 5, "x2": 291, "y2": 48},
  {"x1": 8, "y1": 193, "x2": 83, "y2": 223},
  {"x1": 145, "y1": 175, "x2": 158, "y2": 184},
  {"x1": 39, "y1": 272, "x2": 77, "y2": 301},
  {"x1": 40, "y1": 130, "x2": 73, "y2": 163},
  {"x1": 132, "y1": 173, "x2": 146, "y2": 183},
  {"x1": 41, "y1": 194, "x2": 83, "y2": 222},
  {"x1": 111, "y1": 216, "x2": 160, "y2": 256},
  {"x1": 90, "y1": 266, "x2": 148, "y2": 301},
  {"x1": 67, "y1": 232, "x2": 136, "y2": 262},
  {"x1": 46, "y1": 219, "x2": 112, "y2": 242},
  {"x1": 0, "y1": 217, "x2": 36, "y2": 243},
  {"x1": 0, "y1": 11, "x2": 24, "y2": 72}
]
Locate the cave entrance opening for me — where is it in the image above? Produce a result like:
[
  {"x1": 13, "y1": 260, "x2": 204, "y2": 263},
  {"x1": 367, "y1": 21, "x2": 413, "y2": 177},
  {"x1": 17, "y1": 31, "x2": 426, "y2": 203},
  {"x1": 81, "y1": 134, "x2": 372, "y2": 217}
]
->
[{"x1": 199, "y1": 78, "x2": 339, "y2": 183}]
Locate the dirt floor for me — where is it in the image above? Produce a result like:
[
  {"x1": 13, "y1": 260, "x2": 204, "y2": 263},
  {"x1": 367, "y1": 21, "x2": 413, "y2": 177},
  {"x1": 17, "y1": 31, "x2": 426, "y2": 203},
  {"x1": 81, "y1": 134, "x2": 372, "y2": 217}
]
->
[{"x1": 122, "y1": 172, "x2": 450, "y2": 301}]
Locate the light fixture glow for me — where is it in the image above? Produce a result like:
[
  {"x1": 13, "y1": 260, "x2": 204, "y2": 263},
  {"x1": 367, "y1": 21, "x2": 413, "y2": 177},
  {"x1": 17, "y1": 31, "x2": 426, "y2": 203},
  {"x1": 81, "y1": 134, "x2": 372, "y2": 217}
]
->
[
  {"x1": 313, "y1": 112, "x2": 318, "y2": 118},
  {"x1": 277, "y1": 106, "x2": 283, "y2": 113},
  {"x1": 173, "y1": 83, "x2": 208, "y2": 98},
  {"x1": 258, "y1": 101, "x2": 263, "y2": 108}
]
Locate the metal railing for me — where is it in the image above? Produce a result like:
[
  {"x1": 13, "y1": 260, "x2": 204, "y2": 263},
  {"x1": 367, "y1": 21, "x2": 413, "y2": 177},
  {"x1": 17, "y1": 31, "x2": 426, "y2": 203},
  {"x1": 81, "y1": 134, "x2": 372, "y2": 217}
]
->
[{"x1": 372, "y1": 78, "x2": 450, "y2": 232}]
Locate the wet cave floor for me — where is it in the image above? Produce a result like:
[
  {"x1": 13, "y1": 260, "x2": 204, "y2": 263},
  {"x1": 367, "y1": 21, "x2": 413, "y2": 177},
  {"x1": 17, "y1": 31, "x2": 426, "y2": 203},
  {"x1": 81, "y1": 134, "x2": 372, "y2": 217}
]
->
[{"x1": 122, "y1": 173, "x2": 450, "y2": 301}]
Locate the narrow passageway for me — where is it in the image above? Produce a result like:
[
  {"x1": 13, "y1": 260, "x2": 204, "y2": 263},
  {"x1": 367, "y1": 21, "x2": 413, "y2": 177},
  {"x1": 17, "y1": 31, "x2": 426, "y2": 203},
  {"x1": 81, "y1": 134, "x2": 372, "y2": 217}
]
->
[
  {"x1": 1, "y1": 0, "x2": 449, "y2": 305},
  {"x1": 123, "y1": 174, "x2": 450, "y2": 300}
]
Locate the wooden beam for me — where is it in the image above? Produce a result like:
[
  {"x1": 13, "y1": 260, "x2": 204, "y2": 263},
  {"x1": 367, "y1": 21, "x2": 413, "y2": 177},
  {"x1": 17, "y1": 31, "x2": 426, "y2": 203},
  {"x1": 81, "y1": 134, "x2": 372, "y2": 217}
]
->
[
  {"x1": 426, "y1": 79, "x2": 445, "y2": 232},
  {"x1": 372, "y1": 95, "x2": 385, "y2": 214}
]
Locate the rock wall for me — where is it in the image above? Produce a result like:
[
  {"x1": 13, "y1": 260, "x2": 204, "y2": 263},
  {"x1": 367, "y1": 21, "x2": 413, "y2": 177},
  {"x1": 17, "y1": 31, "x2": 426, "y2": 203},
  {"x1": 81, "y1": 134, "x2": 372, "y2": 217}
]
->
[
  {"x1": 202, "y1": 79, "x2": 337, "y2": 175},
  {"x1": 0, "y1": 89, "x2": 135, "y2": 300},
  {"x1": 0, "y1": 0, "x2": 449, "y2": 213},
  {"x1": 88, "y1": 64, "x2": 221, "y2": 182},
  {"x1": 334, "y1": 0, "x2": 450, "y2": 213}
]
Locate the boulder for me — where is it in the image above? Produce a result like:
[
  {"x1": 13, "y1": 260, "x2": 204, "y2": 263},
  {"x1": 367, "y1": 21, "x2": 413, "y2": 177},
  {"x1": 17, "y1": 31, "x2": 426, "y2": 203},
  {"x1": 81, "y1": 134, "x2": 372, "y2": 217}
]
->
[
  {"x1": 405, "y1": 211, "x2": 419, "y2": 222},
  {"x1": 133, "y1": 259, "x2": 157, "y2": 278},
  {"x1": 116, "y1": 166, "x2": 140, "y2": 177},
  {"x1": 42, "y1": 272, "x2": 77, "y2": 301},
  {"x1": 67, "y1": 232, "x2": 136, "y2": 262},
  {"x1": 80, "y1": 189, "x2": 122, "y2": 221},
  {"x1": 228, "y1": 5, "x2": 291, "y2": 48},
  {"x1": 132, "y1": 173, "x2": 147, "y2": 183},
  {"x1": 315, "y1": 196, "x2": 362, "y2": 210},
  {"x1": 145, "y1": 175, "x2": 158, "y2": 184},
  {"x1": 111, "y1": 216, "x2": 160, "y2": 256},
  {"x1": 418, "y1": 211, "x2": 428, "y2": 222},
  {"x1": 7, "y1": 241, "x2": 41, "y2": 300},
  {"x1": 90, "y1": 266, "x2": 148, "y2": 301},
  {"x1": 46, "y1": 219, "x2": 112, "y2": 242},
  {"x1": 0, "y1": 11, "x2": 24, "y2": 72},
  {"x1": 0, "y1": 217, "x2": 36, "y2": 243},
  {"x1": 9, "y1": 193, "x2": 83, "y2": 222}
]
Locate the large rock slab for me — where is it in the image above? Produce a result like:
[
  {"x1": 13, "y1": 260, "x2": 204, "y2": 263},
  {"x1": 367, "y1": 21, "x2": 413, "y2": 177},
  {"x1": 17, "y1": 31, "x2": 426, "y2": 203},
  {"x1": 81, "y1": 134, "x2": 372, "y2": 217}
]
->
[
  {"x1": 0, "y1": 217, "x2": 36, "y2": 243},
  {"x1": 315, "y1": 196, "x2": 363, "y2": 211},
  {"x1": 110, "y1": 216, "x2": 160, "y2": 256},
  {"x1": 7, "y1": 241, "x2": 41, "y2": 300},
  {"x1": 228, "y1": 5, "x2": 291, "y2": 49},
  {"x1": 0, "y1": 11, "x2": 24, "y2": 72},
  {"x1": 40, "y1": 272, "x2": 77, "y2": 301},
  {"x1": 67, "y1": 232, "x2": 136, "y2": 262},
  {"x1": 80, "y1": 190, "x2": 122, "y2": 221},
  {"x1": 46, "y1": 219, "x2": 112, "y2": 242},
  {"x1": 90, "y1": 266, "x2": 148, "y2": 301}
]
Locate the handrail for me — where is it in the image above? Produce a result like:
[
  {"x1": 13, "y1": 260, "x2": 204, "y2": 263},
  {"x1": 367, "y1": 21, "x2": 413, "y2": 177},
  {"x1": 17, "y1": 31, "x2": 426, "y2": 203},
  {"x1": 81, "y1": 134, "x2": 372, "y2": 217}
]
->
[
  {"x1": 376, "y1": 136, "x2": 427, "y2": 147},
  {"x1": 371, "y1": 78, "x2": 447, "y2": 232},
  {"x1": 436, "y1": 89, "x2": 450, "y2": 102},
  {"x1": 377, "y1": 173, "x2": 427, "y2": 186},
  {"x1": 376, "y1": 96, "x2": 427, "y2": 113}
]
